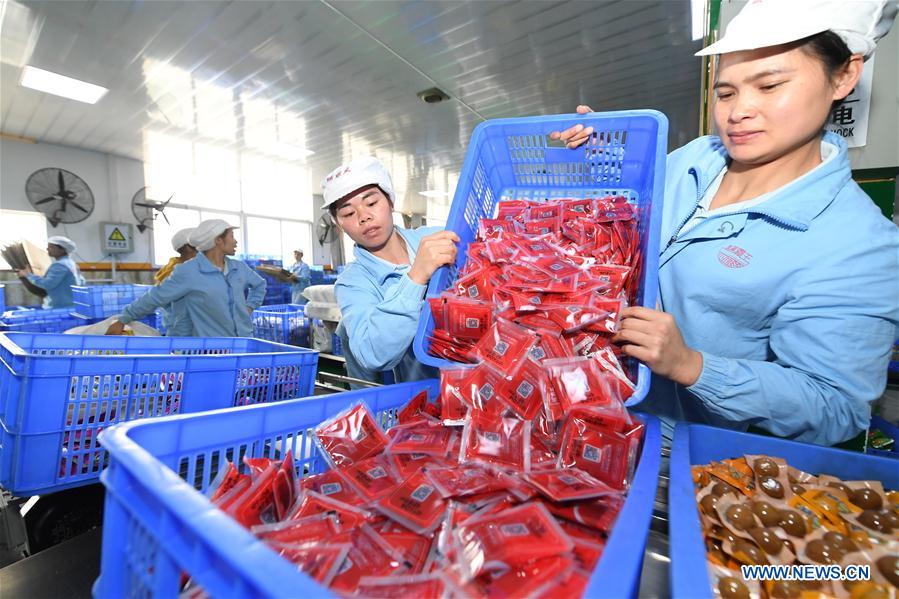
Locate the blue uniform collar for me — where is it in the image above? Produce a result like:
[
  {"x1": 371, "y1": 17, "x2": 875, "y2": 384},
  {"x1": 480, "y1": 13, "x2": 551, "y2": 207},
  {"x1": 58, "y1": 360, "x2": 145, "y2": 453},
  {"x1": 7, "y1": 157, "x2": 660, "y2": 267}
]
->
[
  {"x1": 352, "y1": 227, "x2": 415, "y2": 285},
  {"x1": 687, "y1": 132, "x2": 852, "y2": 231},
  {"x1": 195, "y1": 252, "x2": 234, "y2": 274}
]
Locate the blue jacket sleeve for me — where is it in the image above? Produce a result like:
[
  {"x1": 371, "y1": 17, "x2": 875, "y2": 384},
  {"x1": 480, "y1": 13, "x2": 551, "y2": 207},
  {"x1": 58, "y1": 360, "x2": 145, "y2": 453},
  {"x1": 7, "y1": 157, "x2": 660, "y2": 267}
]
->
[
  {"x1": 335, "y1": 273, "x2": 427, "y2": 372},
  {"x1": 120, "y1": 264, "x2": 193, "y2": 323},
  {"x1": 243, "y1": 263, "x2": 266, "y2": 309},
  {"x1": 27, "y1": 263, "x2": 68, "y2": 292},
  {"x1": 686, "y1": 232, "x2": 899, "y2": 447}
]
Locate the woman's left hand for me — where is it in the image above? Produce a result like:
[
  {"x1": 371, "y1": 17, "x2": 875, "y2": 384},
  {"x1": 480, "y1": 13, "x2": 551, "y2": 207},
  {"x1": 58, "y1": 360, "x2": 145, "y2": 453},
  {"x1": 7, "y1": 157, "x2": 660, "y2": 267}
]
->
[{"x1": 613, "y1": 306, "x2": 703, "y2": 387}]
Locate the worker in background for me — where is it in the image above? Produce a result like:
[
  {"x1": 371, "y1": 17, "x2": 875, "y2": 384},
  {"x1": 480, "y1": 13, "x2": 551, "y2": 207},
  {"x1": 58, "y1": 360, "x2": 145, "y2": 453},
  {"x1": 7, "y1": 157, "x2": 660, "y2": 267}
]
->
[
  {"x1": 324, "y1": 156, "x2": 458, "y2": 384},
  {"x1": 106, "y1": 219, "x2": 266, "y2": 337},
  {"x1": 288, "y1": 249, "x2": 311, "y2": 305},
  {"x1": 551, "y1": 0, "x2": 899, "y2": 446},
  {"x1": 16, "y1": 235, "x2": 85, "y2": 308},
  {"x1": 154, "y1": 227, "x2": 197, "y2": 335}
]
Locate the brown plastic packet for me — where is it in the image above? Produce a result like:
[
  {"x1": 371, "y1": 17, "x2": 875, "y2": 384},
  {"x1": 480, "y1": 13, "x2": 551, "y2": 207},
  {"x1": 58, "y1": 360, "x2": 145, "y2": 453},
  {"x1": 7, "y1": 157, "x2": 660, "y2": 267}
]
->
[
  {"x1": 715, "y1": 494, "x2": 764, "y2": 541},
  {"x1": 799, "y1": 488, "x2": 860, "y2": 534},
  {"x1": 707, "y1": 561, "x2": 761, "y2": 599},
  {"x1": 843, "y1": 480, "x2": 888, "y2": 512},
  {"x1": 837, "y1": 546, "x2": 899, "y2": 595},
  {"x1": 744, "y1": 455, "x2": 793, "y2": 502},
  {"x1": 710, "y1": 460, "x2": 755, "y2": 498}
]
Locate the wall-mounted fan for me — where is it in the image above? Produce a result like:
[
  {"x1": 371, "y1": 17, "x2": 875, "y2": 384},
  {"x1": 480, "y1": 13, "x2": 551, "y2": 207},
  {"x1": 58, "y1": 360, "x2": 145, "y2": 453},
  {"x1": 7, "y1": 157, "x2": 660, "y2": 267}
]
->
[
  {"x1": 317, "y1": 213, "x2": 339, "y2": 244},
  {"x1": 25, "y1": 168, "x2": 95, "y2": 227},
  {"x1": 131, "y1": 187, "x2": 174, "y2": 232}
]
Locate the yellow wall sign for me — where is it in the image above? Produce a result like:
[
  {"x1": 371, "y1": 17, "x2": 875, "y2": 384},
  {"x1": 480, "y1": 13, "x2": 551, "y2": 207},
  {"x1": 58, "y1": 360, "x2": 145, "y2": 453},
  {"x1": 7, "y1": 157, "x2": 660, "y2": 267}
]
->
[{"x1": 100, "y1": 222, "x2": 134, "y2": 254}]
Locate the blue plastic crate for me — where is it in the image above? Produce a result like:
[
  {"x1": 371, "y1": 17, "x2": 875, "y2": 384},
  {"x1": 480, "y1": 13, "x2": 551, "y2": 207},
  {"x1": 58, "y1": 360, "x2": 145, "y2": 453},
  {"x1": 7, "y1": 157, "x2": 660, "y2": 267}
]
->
[
  {"x1": 93, "y1": 383, "x2": 661, "y2": 598},
  {"x1": 867, "y1": 414, "x2": 898, "y2": 459},
  {"x1": 412, "y1": 111, "x2": 667, "y2": 408},
  {"x1": 0, "y1": 332, "x2": 318, "y2": 496},
  {"x1": 0, "y1": 307, "x2": 85, "y2": 333},
  {"x1": 669, "y1": 423, "x2": 899, "y2": 599},
  {"x1": 72, "y1": 284, "x2": 153, "y2": 319},
  {"x1": 252, "y1": 304, "x2": 309, "y2": 347}
]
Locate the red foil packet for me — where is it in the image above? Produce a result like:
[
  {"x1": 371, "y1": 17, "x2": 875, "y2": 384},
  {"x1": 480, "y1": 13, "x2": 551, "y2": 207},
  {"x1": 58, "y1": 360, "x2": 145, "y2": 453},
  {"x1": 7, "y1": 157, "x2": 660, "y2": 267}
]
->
[
  {"x1": 314, "y1": 402, "x2": 390, "y2": 467},
  {"x1": 375, "y1": 470, "x2": 448, "y2": 535},
  {"x1": 459, "y1": 412, "x2": 531, "y2": 471}
]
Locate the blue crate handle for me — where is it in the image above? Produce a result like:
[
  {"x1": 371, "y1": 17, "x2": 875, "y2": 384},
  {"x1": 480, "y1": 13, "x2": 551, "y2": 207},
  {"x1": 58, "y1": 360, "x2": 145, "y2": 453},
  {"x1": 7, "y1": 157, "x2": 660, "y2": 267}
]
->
[{"x1": 412, "y1": 110, "x2": 668, "y2": 409}]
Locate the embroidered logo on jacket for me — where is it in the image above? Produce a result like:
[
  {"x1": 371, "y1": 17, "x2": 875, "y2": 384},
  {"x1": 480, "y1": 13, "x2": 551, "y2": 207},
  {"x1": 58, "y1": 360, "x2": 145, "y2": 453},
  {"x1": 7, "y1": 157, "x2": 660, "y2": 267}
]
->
[{"x1": 717, "y1": 245, "x2": 753, "y2": 268}]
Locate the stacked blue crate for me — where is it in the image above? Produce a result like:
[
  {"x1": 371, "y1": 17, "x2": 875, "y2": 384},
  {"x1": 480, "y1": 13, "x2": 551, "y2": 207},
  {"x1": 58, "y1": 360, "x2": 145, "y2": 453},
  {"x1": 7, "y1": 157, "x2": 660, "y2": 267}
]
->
[
  {"x1": 0, "y1": 307, "x2": 85, "y2": 333},
  {"x1": 70, "y1": 284, "x2": 156, "y2": 328},
  {"x1": 252, "y1": 304, "x2": 309, "y2": 347}
]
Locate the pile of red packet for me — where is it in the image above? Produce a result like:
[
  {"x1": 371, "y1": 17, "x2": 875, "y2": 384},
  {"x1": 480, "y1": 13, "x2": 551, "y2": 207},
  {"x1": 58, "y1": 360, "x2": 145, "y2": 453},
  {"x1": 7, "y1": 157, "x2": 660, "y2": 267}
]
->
[
  {"x1": 428, "y1": 196, "x2": 642, "y2": 365},
  {"x1": 187, "y1": 384, "x2": 645, "y2": 598}
]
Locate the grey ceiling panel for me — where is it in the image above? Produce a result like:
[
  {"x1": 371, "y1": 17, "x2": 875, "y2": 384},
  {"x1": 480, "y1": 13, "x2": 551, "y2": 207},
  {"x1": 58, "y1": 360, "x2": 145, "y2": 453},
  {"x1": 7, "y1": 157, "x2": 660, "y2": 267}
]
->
[{"x1": 1, "y1": 0, "x2": 702, "y2": 214}]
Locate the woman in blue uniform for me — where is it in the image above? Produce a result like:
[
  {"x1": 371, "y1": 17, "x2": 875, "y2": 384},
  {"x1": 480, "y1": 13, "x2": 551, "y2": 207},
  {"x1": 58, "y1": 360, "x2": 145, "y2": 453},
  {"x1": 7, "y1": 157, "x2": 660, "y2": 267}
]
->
[
  {"x1": 552, "y1": 0, "x2": 899, "y2": 446},
  {"x1": 322, "y1": 156, "x2": 458, "y2": 383},
  {"x1": 288, "y1": 250, "x2": 311, "y2": 305},
  {"x1": 17, "y1": 236, "x2": 85, "y2": 308},
  {"x1": 106, "y1": 219, "x2": 266, "y2": 337}
]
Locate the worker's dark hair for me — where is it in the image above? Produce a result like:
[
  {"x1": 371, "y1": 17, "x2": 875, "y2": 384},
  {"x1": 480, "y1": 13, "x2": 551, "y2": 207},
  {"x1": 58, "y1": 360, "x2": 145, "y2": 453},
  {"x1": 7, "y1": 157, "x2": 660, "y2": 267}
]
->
[
  {"x1": 329, "y1": 185, "x2": 391, "y2": 219},
  {"x1": 796, "y1": 30, "x2": 853, "y2": 112}
]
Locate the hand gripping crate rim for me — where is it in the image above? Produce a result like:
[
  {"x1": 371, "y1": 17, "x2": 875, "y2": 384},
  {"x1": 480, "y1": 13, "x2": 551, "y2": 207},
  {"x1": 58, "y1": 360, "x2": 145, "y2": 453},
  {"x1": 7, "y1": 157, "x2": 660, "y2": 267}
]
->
[
  {"x1": 411, "y1": 110, "x2": 668, "y2": 408},
  {"x1": 0, "y1": 332, "x2": 318, "y2": 496},
  {"x1": 93, "y1": 382, "x2": 661, "y2": 598},
  {"x1": 668, "y1": 422, "x2": 899, "y2": 599}
]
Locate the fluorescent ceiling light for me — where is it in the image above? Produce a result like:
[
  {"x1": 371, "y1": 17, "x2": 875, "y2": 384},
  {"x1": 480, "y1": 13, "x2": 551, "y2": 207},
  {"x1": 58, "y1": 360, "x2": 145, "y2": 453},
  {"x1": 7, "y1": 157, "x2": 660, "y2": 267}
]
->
[
  {"x1": 272, "y1": 141, "x2": 315, "y2": 159},
  {"x1": 691, "y1": 0, "x2": 707, "y2": 41},
  {"x1": 419, "y1": 190, "x2": 449, "y2": 198},
  {"x1": 20, "y1": 65, "x2": 107, "y2": 104}
]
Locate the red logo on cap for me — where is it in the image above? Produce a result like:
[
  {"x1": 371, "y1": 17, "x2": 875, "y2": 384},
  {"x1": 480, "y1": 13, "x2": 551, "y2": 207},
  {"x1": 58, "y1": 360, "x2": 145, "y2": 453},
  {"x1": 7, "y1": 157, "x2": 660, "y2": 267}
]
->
[{"x1": 325, "y1": 166, "x2": 352, "y2": 183}]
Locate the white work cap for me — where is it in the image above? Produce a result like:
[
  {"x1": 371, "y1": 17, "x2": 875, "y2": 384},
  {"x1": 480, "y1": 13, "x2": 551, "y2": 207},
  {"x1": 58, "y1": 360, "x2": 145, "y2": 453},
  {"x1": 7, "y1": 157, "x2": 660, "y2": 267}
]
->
[
  {"x1": 47, "y1": 235, "x2": 76, "y2": 254},
  {"x1": 170, "y1": 227, "x2": 195, "y2": 252},
  {"x1": 696, "y1": 0, "x2": 898, "y2": 59},
  {"x1": 321, "y1": 156, "x2": 395, "y2": 211},
  {"x1": 189, "y1": 219, "x2": 239, "y2": 252}
]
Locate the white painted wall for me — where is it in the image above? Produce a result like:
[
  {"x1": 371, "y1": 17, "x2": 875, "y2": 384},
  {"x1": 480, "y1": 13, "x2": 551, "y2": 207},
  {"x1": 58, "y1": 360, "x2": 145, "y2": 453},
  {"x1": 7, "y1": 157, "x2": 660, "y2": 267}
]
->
[{"x1": 0, "y1": 137, "x2": 153, "y2": 264}]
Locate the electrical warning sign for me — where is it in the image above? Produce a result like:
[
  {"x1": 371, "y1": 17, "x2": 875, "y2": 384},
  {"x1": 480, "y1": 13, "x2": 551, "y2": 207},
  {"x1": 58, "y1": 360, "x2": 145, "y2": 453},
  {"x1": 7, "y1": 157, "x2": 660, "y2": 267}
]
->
[{"x1": 100, "y1": 222, "x2": 134, "y2": 254}]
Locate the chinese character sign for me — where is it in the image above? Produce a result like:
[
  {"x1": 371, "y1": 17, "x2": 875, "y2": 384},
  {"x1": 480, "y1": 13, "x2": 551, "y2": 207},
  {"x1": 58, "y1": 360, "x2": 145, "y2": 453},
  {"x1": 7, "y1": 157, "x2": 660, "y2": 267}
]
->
[{"x1": 827, "y1": 55, "x2": 875, "y2": 148}]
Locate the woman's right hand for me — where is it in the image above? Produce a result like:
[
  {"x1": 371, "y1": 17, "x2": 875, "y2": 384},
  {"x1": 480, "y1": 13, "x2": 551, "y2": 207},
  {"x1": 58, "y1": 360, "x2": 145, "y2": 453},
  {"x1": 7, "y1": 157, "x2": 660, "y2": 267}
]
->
[
  {"x1": 549, "y1": 105, "x2": 595, "y2": 149},
  {"x1": 408, "y1": 231, "x2": 460, "y2": 286},
  {"x1": 105, "y1": 321, "x2": 127, "y2": 336}
]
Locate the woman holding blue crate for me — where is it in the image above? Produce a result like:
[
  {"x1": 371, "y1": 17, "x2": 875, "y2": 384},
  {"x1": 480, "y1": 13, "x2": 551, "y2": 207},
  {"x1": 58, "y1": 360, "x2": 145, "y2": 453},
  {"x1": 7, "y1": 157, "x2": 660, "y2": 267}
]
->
[
  {"x1": 552, "y1": 0, "x2": 899, "y2": 447},
  {"x1": 106, "y1": 219, "x2": 266, "y2": 337},
  {"x1": 16, "y1": 235, "x2": 85, "y2": 309},
  {"x1": 323, "y1": 156, "x2": 459, "y2": 384}
]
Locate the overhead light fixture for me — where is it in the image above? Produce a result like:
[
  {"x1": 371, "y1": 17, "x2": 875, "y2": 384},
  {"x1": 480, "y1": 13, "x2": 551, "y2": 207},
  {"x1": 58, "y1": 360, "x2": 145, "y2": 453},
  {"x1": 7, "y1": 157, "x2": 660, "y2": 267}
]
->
[
  {"x1": 691, "y1": 0, "x2": 707, "y2": 41},
  {"x1": 419, "y1": 190, "x2": 449, "y2": 198},
  {"x1": 416, "y1": 87, "x2": 450, "y2": 104},
  {"x1": 20, "y1": 65, "x2": 107, "y2": 104},
  {"x1": 271, "y1": 141, "x2": 315, "y2": 159}
]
